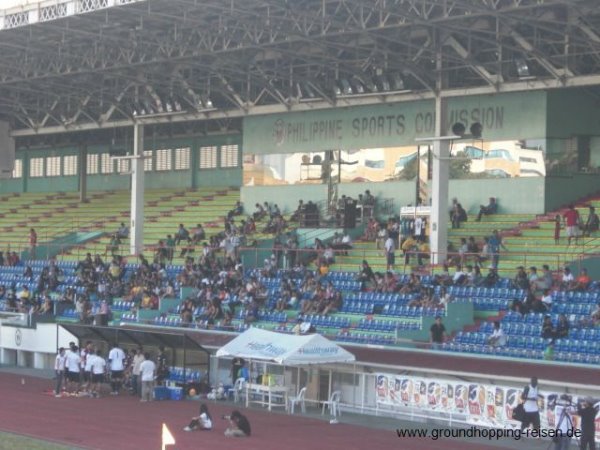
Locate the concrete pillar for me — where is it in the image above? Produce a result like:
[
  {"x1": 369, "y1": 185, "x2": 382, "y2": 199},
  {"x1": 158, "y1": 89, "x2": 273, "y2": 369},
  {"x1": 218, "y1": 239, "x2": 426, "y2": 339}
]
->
[
  {"x1": 429, "y1": 95, "x2": 450, "y2": 265},
  {"x1": 130, "y1": 123, "x2": 145, "y2": 256},
  {"x1": 34, "y1": 352, "x2": 45, "y2": 369},
  {"x1": 79, "y1": 144, "x2": 88, "y2": 202}
]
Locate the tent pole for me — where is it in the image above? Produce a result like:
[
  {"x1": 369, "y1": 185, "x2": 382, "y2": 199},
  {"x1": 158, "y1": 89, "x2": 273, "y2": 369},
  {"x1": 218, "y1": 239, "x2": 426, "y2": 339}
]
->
[
  {"x1": 328, "y1": 369, "x2": 332, "y2": 403},
  {"x1": 353, "y1": 362, "x2": 356, "y2": 411}
]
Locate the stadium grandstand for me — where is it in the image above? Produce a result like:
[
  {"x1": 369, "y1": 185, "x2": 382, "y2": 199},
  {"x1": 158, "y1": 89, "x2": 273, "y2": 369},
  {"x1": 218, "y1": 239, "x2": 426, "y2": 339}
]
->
[{"x1": 1, "y1": 0, "x2": 600, "y2": 449}]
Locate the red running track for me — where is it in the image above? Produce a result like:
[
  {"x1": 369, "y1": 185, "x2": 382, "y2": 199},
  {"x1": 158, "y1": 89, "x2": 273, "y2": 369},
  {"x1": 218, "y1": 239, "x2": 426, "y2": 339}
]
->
[{"x1": 0, "y1": 373, "x2": 511, "y2": 450}]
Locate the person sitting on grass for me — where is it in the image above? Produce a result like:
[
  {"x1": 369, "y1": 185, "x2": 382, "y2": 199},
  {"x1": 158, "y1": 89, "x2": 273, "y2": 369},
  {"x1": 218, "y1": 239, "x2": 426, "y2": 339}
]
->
[{"x1": 184, "y1": 403, "x2": 213, "y2": 432}]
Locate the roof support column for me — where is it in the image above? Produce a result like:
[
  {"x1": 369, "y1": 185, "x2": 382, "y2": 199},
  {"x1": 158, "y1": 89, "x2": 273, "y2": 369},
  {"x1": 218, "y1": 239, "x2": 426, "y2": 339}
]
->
[
  {"x1": 130, "y1": 123, "x2": 145, "y2": 256},
  {"x1": 429, "y1": 95, "x2": 449, "y2": 265}
]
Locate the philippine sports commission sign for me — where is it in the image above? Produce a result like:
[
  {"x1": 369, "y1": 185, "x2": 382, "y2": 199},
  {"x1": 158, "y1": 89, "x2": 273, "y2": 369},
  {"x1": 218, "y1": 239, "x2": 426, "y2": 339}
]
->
[{"x1": 244, "y1": 91, "x2": 546, "y2": 154}]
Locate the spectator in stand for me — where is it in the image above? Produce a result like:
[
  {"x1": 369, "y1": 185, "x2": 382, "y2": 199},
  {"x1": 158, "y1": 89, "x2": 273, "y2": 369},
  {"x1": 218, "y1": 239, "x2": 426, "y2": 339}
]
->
[
  {"x1": 591, "y1": 302, "x2": 600, "y2": 327},
  {"x1": 384, "y1": 235, "x2": 395, "y2": 271},
  {"x1": 528, "y1": 266, "x2": 539, "y2": 291},
  {"x1": 451, "y1": 203, "x2": 467, "y2": 229},
  {"x1": 362, "y1": 189, "x2": 376, "y2": 219},
  {"x1": 117, "y1": 222, "x2": 129, "y2": 240},
  {"x1": 583, "y1": 206, "x2": 600, "y2": 237},
  {"x1": 191, "y1": 224, "x2": 206, "y2": 245},
  {"x1": 174, "y1": 224, "x2": 190, "y2": 246},
  {"x1": 563, "y1": 204, "x2": 580, "y2": 245},
  {"x1": 569, "y1": 267, "x2": 591, "y2": 292},
  {"x1": 555, "y1": 314, "x2": 569, "y2": 339},
  {"x1": 253, "y1": 203, "x2": 266, "y2": 221},
  {"x1": 475, "y1": 197, "x2": 498, "y2": 222},
  {"x1": 290, "y1": 200, "x2": 304, "y2": 222},
  {"x1": 376, "y1": 223, "x2": 388, "y2": 254},
  {"x1": 483, "y1": 267, "x2": 499, "y2": 288},
  {"x1": 430, "y1": 316, "x2": 446, "y2": 350},
  {"x1": 401, "y1": 235, "x2": 418, "y2": 265},
  {"x1": 29, "y1": 228, "x2": 37, "y2": 259},
  {"x1": 488, "y1": 230, "x2": 507, "y2": 269},
  {"x1": 513, "y1": 266, "x2": 529, "y2": 290},
  {"x1": 357, "y1": 260, "x2": 376, "y2": 287},
  {"x1": 228, "y1": 201, "x2": 244, "y2": 220},
  {"x1": 560, "y1": 267, "x2": 574, "y2": 289},
  {"x1": 458, "y1": 238, "x2": 468, "y2": 266},
  {"x1": 541, "y1": 315, "x2": 556, "y2": 340},
  {"x1": 540, "y1": 289, "x2": 553, "y2": 312},
  {"x1": 554, "y1": 214, "x2": 561, "y2": 245},
  {"x1": 487, "y1": 321, "x2": 507, "y2": 347},
  {"x1": 537, "y1": 265, "x2": 553, "y2": 291}
]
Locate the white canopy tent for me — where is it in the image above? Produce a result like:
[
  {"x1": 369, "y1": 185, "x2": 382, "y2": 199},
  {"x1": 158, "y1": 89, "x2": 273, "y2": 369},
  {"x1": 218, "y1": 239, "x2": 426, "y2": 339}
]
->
[
  {"x1": 216, "y1": 328, "x2": 356, "y2": 415},
  {"x1": 216, "y1": 328, "x2": 356, "y2": 365}
]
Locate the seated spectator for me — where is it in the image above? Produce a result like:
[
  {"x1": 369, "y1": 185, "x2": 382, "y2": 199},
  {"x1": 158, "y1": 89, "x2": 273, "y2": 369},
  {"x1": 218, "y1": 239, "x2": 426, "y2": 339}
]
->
[
  {"x1": 475, "y1": 197, "x2": 498, "y2": 222},
  {"x1": 591, "y1": 302, "x2": 600, "y2": 326},
  {"x1": 227, "y1": 201, "x2": 244, "y2": 220},
  {"x1": 560, "y1": 267, "x2": 574, "y2": 289},
  {"x1": 252, "y1": 203, "x2": 266, "y2": 221},
  {"x1": 583, "y1": 206, "x2": 599, "y2": 237},
  {"x1": 452, "y1": 265, "x2": 468, "y2": 286},
  {"x1": 174, "y1": 224, "x2": 190, "y2": 246},
  {"x1": 536, "y1": 264, "x2": 553, "y2": 291},
  {"x1": 555, "y1": 314, "x2": 570, "y2": 339},
  {"x1": 290, "y1": 200, "x2": 304, "y2": 222},
  {"x1": 540, "y1": 289, "x2": 553, "y2": 311},
  {"x1": 541, "y1": 315, "x2": 555, "y2": 339},
  {"x1": 451, "y1": 203, "x2": 467, "y2": 229},
  {"x1": 117, "y1": 222, "x2": 129, "y2": 239},
  {"x1": 458, "y1": 238, "x2": 468, "y2": 265},
  {"x1": 487, "y1": 321, "x2": 507, "y2": 347},
  {"x1": 483, "y1": 267, "x2": 499, "y2": 288},
  {"x1": 513, "y1": 266, "x2": 529, "y2": 290},
  {"x1": 224, "y1": 410, "x2": 251, "y2": 438},
  {"x1": 570, "y1": 268, "x2": 591, "y2": 292},
  {"x1": 191, "y1": 224, "x2": 206, "y2": 245},
  {"x1": 357, "y1": 260, "x2": 375, "y2": 287}
]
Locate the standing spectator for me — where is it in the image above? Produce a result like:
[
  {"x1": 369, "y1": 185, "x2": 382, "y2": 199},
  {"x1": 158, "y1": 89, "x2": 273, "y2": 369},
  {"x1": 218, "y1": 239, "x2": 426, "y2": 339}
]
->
[
  {"x1": 488, "y1": 230, "x2": 508, "y2": 269},
  {"x1": 54, "y1": 347, "x2": 66, "y2": 397},
  {"x1": 131, "y1": 348, "x2": 145, "y2": 397},
  {"x1": 520, "y1": 377, "x2": 542, "y2": 431},
  {"x1": 577, "y1": 397, "x2": 600, "y2": 450},
  {"x1": 563, "y1": 204, "x2": 580, "y2": 246},
  {"x1": 29, "y1": 228, "x2": 37, "y2": 259},
  {"x1": 429, "y1": 316, "x2": 446, "y2": 350},
  {"x1": 139, "y1": 353, "x2": 156, "y2": 403},
  {"x1": 65, "y1": 345, "x2": 81, "y2": 394},
  {"x1": 117, "y1": 222, "x2": 129, "y2": 240},
  {"x1": 583, "y1": 206, "x2": 600, "y2": 237},
  {"x1": 90, "y1": 350, "x2": 106, "y2": 398},
  {"x1": 554, "y1": 214, "x2": 561, "y2": 245},
  {"x1": 108, "y1": 342, "x2": 126, "y2": 395},
  {"x1": 231, "y1": 357, "x2": 245, "y2": 384},
  {"x1": 384, "y1": 235, "x2": 395, "y2": 271}
]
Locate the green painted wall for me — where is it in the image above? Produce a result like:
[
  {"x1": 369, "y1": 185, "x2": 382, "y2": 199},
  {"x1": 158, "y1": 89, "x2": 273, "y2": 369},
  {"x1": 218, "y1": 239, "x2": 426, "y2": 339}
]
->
[
  {"x1": 0, "y1": 133, "x2": 243, "y2": 194},
  {"x1": 243, "y1": 91, "x2": 547, "y2": 154},
  {"x1": 546, "y1": 89, "x2": 600, "y2": 138},
  {"x1": 544, "y1": 174, "x2": 600, "y2": 212},
  {"x1": 446, "y1": 177, "x2": 546, "y2": 214}
]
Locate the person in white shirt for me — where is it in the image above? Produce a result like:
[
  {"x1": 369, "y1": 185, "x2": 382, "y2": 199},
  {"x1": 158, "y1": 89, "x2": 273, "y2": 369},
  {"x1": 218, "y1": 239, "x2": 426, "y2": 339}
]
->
[
  {"x1": 131, "y1": 348, "x2": 145, "y2": 397},
  {"x1": 139, "y1": 353, "x2": 156, "y2": 402},
  {"x1": 90, "y1": 350, "x2": 106, "y2": 398},
  {"x1": 541, "y1": 289, "x2": 553, "y2": 312},
  {"x1": 384, "y1": 236, "x2": 395, "y2": 271},
  {"x1": 54, "y1": 347, "x2": 66, "y2": 397},
  {"x1": 184, "y1": 404, "x2": 213, "y2": 431},
  {"x1": 487, "y1": 321, "x2": 507, "y2": 347},
  {"x1": 108, "y1": 343, "x2": 126, "y2": 395},
  {"x1": 65, "y1": 345, "x2": 82, "y2": 393},
  {"x1": 82, "y1": 345, "x2": 95, "y2": 394},
  {"x1": 520, "y1": 377, "x2": 541, "y2": 431}
]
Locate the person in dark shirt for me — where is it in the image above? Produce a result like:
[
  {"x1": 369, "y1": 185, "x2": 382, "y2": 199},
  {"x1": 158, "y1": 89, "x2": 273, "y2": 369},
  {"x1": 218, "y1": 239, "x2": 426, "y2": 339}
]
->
[
  {"x1": 430, "y1": 316, "x2": 446, "y2": 349},
  {"x1": 577, "y1": 397, "x2": 599, "y2": 450},
  {"x1": 231, "y1": 357, "x2": 245, "y2": 384},
  {"x1": 224, "y1": 410, "x2": 251, "y2": 437}
]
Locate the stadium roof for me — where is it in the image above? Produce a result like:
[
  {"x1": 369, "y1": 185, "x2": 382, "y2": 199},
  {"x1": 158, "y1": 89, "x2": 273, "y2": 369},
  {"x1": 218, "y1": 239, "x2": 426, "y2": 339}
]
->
[{"x1": 1, "y1": 0, "x2": 600, "y2": 138}]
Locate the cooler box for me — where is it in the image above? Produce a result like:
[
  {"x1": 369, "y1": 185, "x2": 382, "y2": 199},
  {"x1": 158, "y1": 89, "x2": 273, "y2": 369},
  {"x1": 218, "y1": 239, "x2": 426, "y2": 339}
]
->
[
  {"x1": 169, "y1": 387, "x2": 183, "y2": 401},
  {"x1": 154, "y1": 386, "x2": 170, "y2": 401}
]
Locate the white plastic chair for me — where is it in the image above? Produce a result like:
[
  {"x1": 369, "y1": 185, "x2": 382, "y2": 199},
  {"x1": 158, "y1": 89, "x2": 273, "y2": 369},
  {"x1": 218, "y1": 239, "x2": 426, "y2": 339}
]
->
[
  {"x1": 232, "y1": 377, "x2": 246, "y2": 403},
  {"x1": 288, "y1": 387, "x2": 307, "y2": 414},
  {"x1": 321, "y1": 390, "x2": 341, "y2": 417}
]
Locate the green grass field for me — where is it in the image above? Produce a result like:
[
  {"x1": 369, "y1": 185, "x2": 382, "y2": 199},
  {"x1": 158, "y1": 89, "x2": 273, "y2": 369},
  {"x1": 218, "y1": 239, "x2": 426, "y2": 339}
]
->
[{"x1": 0, "y1": 431, "x2": 82, "y2": 450}]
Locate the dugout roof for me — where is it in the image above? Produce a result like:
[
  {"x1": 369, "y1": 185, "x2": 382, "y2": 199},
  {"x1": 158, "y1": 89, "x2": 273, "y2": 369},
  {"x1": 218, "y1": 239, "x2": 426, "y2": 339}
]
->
[{"x1": 1, "y1": 0, "x2": 600, "y2": 140}]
